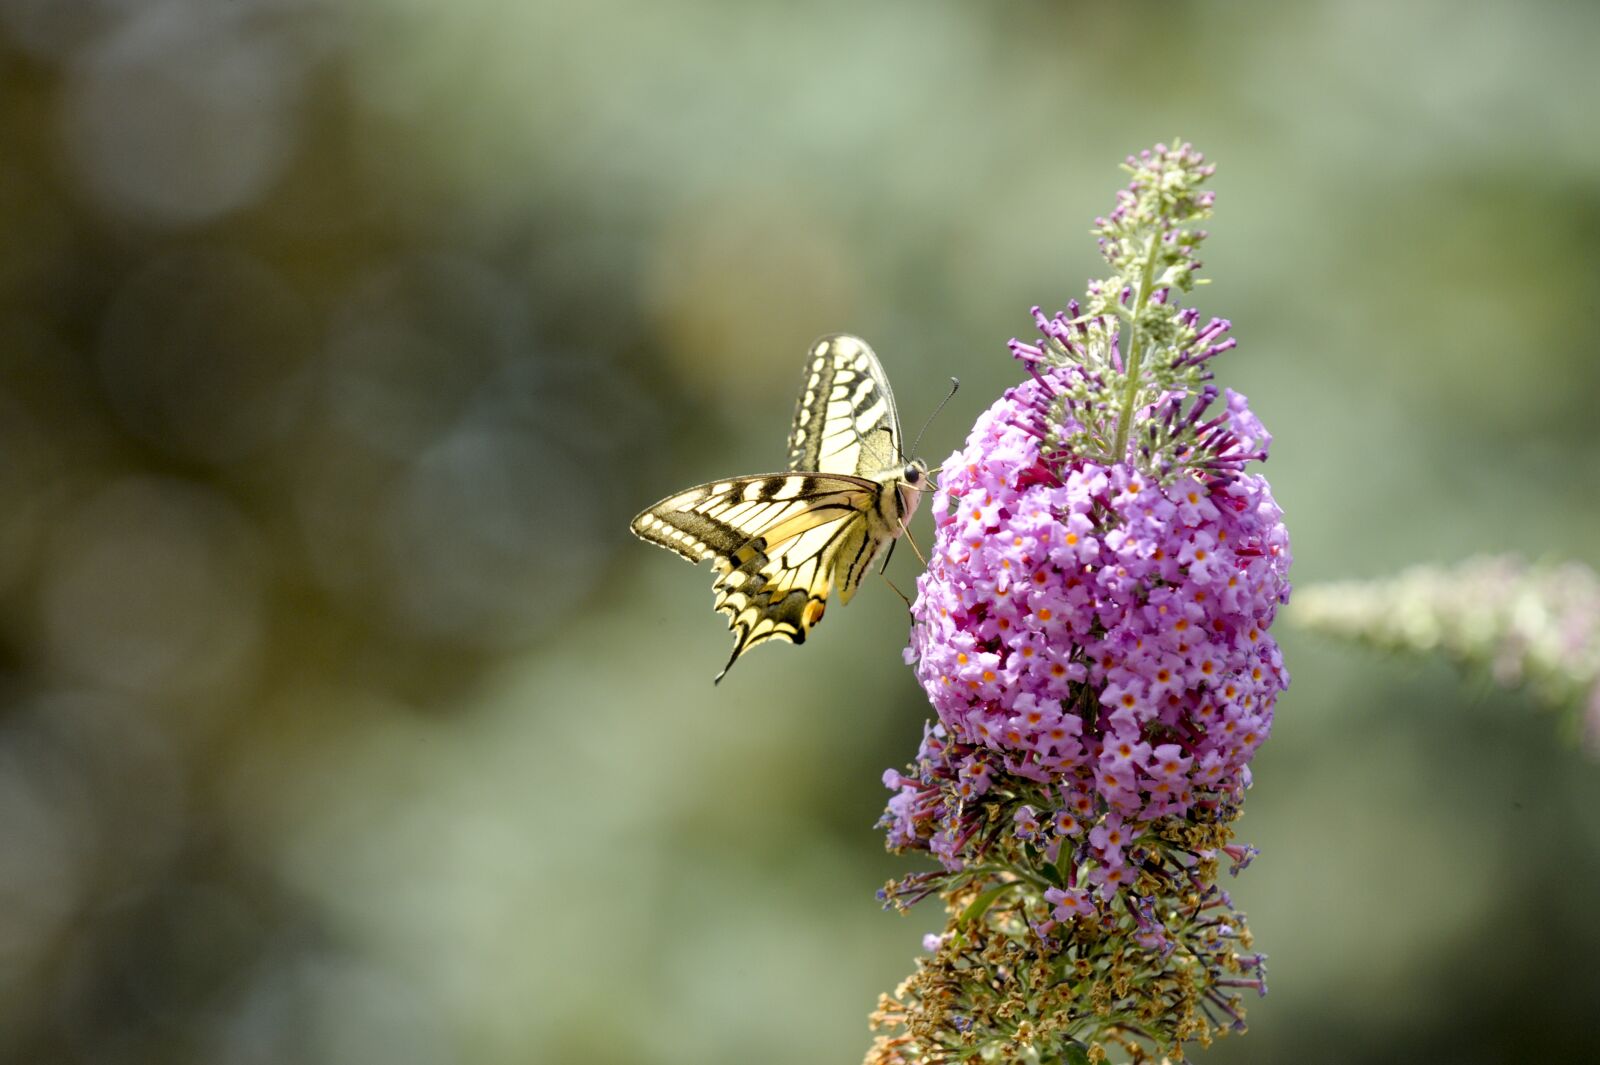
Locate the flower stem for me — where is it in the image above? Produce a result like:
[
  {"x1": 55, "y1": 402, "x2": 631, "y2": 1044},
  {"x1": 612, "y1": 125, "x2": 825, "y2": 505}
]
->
[
  {"x1": 1111, "y1": 232, "x2": 1160, "y2": 461},
  {"x1": 962, "y1": 862, "x2": 1053, "y2": 890}
]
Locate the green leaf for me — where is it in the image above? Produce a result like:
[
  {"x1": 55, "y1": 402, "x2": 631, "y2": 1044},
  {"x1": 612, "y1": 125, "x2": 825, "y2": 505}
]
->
[
  {"x1": 957, "y1": 881, "x2": 1018, "y2": 928},
  {"x1": 1061, "y1": 1043, "x2": 1091, "y2": 1065}
]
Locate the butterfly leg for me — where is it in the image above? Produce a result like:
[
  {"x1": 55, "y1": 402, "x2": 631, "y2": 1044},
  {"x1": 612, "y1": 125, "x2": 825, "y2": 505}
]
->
[
  {"x1": 895, "y1": 518, "x2": 928, "y2": 568},
  {"x1": 879, "y1": 571, "x2": 912, "y2": 611}
]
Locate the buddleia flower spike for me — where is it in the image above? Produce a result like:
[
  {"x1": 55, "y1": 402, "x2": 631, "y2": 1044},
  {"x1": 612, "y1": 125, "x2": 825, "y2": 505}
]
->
[
  {"x1": 1293, "y1": 555, "x2": 1600, "y2": 755},
  {"x1": 869, "y1": 143, "x2": 1289, "y2": 1065}
]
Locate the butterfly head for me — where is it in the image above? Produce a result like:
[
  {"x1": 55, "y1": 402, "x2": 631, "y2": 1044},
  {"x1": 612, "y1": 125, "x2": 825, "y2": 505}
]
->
[{"x1": 896, "y1": 459, "x2": 930, "y2": 520}]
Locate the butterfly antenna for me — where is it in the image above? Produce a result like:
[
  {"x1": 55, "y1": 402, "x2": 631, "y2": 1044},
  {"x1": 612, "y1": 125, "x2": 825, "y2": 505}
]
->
[{"x1": 909, "y1": 377, "x2": 959, "y2": 458}]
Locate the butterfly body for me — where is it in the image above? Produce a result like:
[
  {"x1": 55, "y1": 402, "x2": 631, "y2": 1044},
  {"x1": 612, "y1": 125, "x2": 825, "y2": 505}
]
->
[{"x1": 631, "y1": 335, "x2": 924, "y2": 682}]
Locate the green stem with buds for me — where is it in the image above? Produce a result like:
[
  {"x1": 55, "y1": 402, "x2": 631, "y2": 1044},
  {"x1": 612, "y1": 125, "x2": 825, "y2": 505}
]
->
[{"x1": 1110, "y1": 232, "x2": 1160, "y2": 461}]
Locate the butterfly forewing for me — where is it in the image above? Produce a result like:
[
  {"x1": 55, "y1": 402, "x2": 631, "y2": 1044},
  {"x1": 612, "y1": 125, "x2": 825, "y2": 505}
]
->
[
  {"x1": 787, "y1": 334, "x2": 903, "y2": 477},
  {"x1": 630, "y1": 474, "x2": 875, "y2": 570},
  {"x1": 632, "y1": 335, "x2": 921, "y2": 681}
]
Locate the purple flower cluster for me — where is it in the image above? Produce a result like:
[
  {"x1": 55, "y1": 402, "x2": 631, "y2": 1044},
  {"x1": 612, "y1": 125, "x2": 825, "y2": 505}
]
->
[{"x1": 887, "y1": 366, "x2": 1290, "y2": 882}]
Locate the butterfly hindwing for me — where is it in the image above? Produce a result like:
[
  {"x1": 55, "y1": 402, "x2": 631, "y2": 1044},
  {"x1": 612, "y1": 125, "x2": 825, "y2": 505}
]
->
[
  {"x1": 632, "y1": 472, "x2": 884, "y2": 679},
  {"x1": 632, "y1": 335, "x2": 923, "y2": 681}
]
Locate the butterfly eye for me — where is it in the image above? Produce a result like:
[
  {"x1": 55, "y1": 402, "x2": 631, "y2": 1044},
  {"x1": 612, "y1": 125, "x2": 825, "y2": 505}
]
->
[{"x1": 904, "y1": 464, "x2": 921, "y2": 484}]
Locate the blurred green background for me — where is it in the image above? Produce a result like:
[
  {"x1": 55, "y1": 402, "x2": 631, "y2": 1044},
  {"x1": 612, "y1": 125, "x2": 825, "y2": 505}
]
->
[{"x1": 2, "y1": 1, "x2": 1598, "y2": 1063}]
